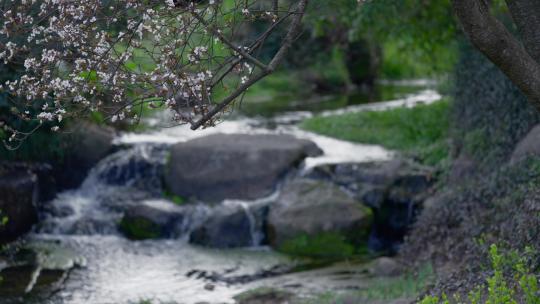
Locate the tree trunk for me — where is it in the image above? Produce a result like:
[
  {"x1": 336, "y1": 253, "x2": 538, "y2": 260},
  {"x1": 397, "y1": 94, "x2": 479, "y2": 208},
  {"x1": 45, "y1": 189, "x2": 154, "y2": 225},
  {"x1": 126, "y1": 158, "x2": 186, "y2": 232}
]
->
[
  {"x1": 451, "y1": 0, "x2": 540, "y2": 111},
  {"x1": 505, "y1": 0, "x2": 540, "y2": 63}
]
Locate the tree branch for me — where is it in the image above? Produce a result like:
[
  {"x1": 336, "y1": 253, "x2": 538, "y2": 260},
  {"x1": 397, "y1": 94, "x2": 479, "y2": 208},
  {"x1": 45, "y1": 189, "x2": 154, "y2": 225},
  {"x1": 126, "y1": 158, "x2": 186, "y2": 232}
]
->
[
  {"x1": 451, "y1": 0, "x2": 540, "y2": 110},
  {"x1": 190, "y1": 12, "x2": 269, "y2": 71},
  {"x1": 190, "y1": 0, "x2": 309, "y2": 130},
  {"x1": 190, "y1": 71, "x2": 270, "y2": 130}
]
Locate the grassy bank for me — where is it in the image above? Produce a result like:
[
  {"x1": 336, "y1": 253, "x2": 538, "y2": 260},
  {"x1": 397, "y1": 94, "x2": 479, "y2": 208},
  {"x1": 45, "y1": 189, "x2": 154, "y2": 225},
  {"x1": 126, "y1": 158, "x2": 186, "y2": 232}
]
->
[{"x1": 300, "y1": 99, "x2": 450, "y2": 166}]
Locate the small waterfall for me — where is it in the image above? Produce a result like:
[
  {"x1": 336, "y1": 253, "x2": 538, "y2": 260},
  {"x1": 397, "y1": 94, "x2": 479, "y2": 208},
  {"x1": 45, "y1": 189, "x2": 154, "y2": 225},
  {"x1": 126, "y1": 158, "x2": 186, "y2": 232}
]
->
[
  {"x1": 38, "y1": 144, "x2": 170, "y2": 235},
  {"x1": 222, "y1": 191, "x2": 279, "y2": 247},
  {"x1": 82, "y1": 144, "x2": 169, "y2": 195},
  {"x1": 37, "y1": 142, "x2": 275, "y2": 246},
  {"x1": 238, "y1": 202, "x2": 261, "y2": 247}
]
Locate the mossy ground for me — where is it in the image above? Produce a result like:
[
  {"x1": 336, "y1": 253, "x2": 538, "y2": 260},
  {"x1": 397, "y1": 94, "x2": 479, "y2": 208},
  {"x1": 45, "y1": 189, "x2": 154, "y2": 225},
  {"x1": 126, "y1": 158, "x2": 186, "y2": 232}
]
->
[{"x1": 301, "y1": 99, "x2": 450, "y2": 167}]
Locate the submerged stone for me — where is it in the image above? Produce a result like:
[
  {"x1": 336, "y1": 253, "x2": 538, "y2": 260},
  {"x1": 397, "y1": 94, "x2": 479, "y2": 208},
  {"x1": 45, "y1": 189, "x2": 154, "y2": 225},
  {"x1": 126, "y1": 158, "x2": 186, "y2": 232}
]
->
[
  {"x1": 119, "y1": 200, "x2": 186, "y2": 240},
  {"x1": 190, "y1": 203, "x2": 267, "y2": 248}
]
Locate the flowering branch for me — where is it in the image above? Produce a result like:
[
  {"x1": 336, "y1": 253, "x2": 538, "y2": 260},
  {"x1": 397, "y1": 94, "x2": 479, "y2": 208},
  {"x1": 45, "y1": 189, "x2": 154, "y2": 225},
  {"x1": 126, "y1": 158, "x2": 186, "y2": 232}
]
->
[{"x1": 0, "y1": 0, "x2": 309, "y2": 147}]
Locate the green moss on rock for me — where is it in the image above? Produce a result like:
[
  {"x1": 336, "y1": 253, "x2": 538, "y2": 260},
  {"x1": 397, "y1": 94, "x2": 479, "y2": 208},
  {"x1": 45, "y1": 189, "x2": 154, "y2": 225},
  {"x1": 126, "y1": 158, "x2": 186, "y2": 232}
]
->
[
  {"x1": 278, "y1": 232, "x2": 367, "y2": 261},
  {"x1": 119, "y1": 217, "x2": 161, "y2": 240},
  {"x1": 162, "y1": 189, "x2": 186, "y2": 205}
]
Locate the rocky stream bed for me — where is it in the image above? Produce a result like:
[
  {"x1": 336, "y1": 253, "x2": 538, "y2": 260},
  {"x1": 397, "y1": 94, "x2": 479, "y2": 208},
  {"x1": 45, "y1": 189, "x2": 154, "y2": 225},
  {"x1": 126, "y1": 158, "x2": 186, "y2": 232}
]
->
[{"x1": 0, "y1": 85, "x2": 440, "y2": 304}]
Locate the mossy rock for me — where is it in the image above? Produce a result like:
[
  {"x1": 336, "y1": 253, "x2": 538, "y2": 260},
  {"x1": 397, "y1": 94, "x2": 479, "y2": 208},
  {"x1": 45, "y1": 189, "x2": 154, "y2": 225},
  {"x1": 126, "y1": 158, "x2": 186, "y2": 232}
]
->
[
  {"x1": 267, "y1": 179, "x2": 373, "y2": 260},
  {"x1": 279, "y1": 232, "x2": 362, "y2": 261},
  {"x1": 119, "y1": 216, "x2": 161, "y2": 240}
]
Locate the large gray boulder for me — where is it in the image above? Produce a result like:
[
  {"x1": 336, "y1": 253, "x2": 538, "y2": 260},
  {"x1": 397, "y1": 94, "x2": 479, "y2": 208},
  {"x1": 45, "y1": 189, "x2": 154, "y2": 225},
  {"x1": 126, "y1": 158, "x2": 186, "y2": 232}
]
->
[
  {"x1": 307, "y1": 159, "x2": 434, "y2": 253},
  {"x1": 267, "y1": 179, "x2": 373, "y2": 249},
  {"x1": 0, "y1": 167, "x2": 39, "y2": 244},
  {"x1": 165, "y1": 134, "x2": 322, "y2": 202},
  {"x1": 511, "y1": 124, "x2": 540, "y2": 163}
]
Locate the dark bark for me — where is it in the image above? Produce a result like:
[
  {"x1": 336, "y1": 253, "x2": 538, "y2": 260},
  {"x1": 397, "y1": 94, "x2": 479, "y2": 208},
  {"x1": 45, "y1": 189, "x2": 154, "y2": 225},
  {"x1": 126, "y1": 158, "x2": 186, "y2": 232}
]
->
[
  {"x1": 505, "y1": 0, "x2": 540, "y2": 63},
  {"x1": 451, "y1": 0, "x2": 540, "y2": 111}
]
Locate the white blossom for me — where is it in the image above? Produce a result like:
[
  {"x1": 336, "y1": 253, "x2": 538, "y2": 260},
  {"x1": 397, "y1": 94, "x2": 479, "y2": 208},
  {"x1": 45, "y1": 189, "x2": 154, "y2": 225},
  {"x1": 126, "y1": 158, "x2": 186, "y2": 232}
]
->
[{"x1": 0, "y1": 0, "x2": 307, "y2": 145}]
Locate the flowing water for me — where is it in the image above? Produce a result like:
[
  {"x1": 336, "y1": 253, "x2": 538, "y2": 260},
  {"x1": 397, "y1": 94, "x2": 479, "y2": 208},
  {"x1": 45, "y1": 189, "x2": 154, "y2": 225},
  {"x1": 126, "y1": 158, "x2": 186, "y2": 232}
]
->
[{"x1": 2, "y1": 83, "x2": 440, "y2": 304}]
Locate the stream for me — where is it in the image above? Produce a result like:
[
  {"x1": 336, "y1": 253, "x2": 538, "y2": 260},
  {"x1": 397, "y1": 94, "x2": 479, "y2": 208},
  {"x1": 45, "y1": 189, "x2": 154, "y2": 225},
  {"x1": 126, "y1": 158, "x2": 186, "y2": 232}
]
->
[{"x1": 1, "y1": 83, "x2": 440, "y2": 304}]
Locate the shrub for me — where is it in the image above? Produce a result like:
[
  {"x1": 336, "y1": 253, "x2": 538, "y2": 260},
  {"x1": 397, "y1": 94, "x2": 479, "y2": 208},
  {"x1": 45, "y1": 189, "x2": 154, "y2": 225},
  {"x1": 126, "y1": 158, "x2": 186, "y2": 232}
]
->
[{"x1": 419, "y1": 244, "x2": 540, "y2": 304}]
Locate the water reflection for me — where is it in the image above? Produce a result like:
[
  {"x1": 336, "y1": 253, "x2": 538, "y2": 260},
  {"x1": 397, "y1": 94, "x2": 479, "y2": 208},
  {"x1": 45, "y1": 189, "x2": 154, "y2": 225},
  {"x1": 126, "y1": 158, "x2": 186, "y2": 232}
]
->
[{"x1": 235, "y1": 82, "x2": 435, "y2": 118}]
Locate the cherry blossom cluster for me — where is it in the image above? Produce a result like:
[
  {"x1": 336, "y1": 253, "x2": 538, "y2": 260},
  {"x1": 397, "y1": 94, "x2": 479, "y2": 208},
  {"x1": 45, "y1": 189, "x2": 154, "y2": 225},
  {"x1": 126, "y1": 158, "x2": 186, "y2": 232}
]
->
[{"x1": 0, "y1": 0, "x2": 307, "y2": 147}]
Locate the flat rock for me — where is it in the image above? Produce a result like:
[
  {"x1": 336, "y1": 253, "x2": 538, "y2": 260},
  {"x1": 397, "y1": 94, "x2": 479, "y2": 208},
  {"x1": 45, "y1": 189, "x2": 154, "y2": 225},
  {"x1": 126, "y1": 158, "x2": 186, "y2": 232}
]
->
[{"x1": 0, "y1": 240, "x2": 85, "y2": 299}]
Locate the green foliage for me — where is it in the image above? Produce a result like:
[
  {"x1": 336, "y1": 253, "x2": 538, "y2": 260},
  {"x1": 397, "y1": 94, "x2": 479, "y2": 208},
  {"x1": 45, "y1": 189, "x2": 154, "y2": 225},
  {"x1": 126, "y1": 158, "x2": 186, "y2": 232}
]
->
[
  {"x1": 89, "y1": 111, "x2": 106, "y2": 125},
  {"x1": 241, "y1": 71, "x2": 305, "y2": 104},
  {"x1": 380, "y1": 40, "x2": 456, "y2": 79},
  {"x1": 279, "y1": 232, "x2": 360, "y2": 261},
  {"x1": 306, "y1": 0, "x2": 459, "y2": 78},
  {"x1": 238, "y1": 45, "x2": 350, "y2": 106},
  {"x1": 119, "y1": 217, "x2": 161, "y2": 240},
  {"x1": 420, "y1": 245, "x2": 540, "y2": 304},
  {"x1": 420, "y1": 295, "x2": 442, "y2": 304},
  {"x1": 356, "y1": 0, "x2": 458, "y2": 74},
  {"x1": 301, "y1": 100, "x2": 450, "y2": 166},
  {"x1": 311, "y1": 46, "x2": 351, "y2": 89},
  {"x1": 0, "y1": 215, "x2": 7, "y2": 227}
]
